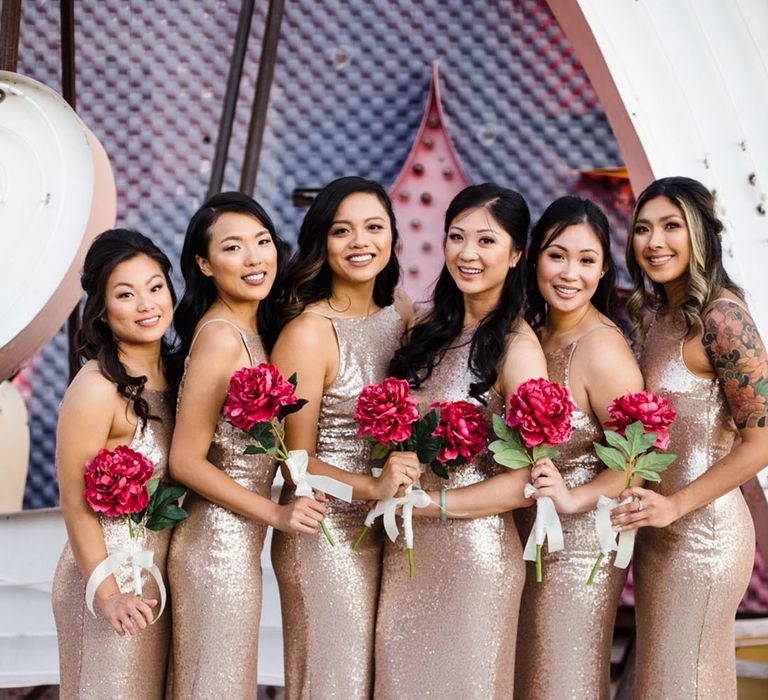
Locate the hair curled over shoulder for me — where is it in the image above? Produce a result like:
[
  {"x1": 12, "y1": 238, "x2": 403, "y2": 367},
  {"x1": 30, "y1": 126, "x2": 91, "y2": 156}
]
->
[
  {"x1": 174, "y1": 192, "x2": 290, "y2": 355},
  {"x1": 625, "y1": 176, "x2": 743, "y2": 340},
  {"x1": 526, "y1": 195, "x2": 619, "y2": 330},
  {"x1": 76, "y1": 229, "x2": 179, "y2": 428},
  {"x1": 389, "y1": 183, "x2": 530, "y2": 403},
  {"x1": 278, "y1": 176, "x2": 401, "y2": 328}
]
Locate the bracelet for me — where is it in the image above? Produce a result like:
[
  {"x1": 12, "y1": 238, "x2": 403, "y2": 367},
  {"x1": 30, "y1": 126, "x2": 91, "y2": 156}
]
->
[{"x1": 440, "y1": 487, "x2": 447, "y2": 523}]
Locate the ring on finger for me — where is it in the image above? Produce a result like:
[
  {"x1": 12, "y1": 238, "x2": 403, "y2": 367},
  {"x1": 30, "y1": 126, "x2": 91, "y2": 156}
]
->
[{"x1": 637, "y1": 499, "x2": 644, "y2": 512}]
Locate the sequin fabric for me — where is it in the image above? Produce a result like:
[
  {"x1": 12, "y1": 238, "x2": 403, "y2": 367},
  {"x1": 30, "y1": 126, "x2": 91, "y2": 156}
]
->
[
  {"x1": 167, "y1": 330, "x2": 276, "y2": 699},
  {"x1": 374, "y1": 329, "x2": 524, "y2": 699},
  {"x1": 271, "y1": 305, "x2": 404, "y2": 700},
  {"x1": 52, "y1": 388, "x2": 173, "y2": 700},
  {"x1": 514, "y1": 339, "x2": 626, "y2": 700},
  {"x1": 634, "y1": 307, "x2": 754, "y2": 699}
]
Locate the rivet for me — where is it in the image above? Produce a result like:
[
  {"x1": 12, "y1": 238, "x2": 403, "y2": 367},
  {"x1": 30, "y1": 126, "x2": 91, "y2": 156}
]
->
[
  {"x1": 427, "y1": 115, "x2": 440, "y2": 128},
  {"x1": 408, "y1": 265, "x2": 419, "y2": 275},
  {"x1": 422, "y1": 136, "x2": 434, "y2": 149},
  {"x1": 758, "y1": 203, "x2": 766, "y2": 216},
  {"x1": 420, "y1": 192, "x2": 432, "y2": 205},
  {"x1": 442, "y1": 166, "x2": 453, "y2": 178},
  {"x1": 399, "y1": 190, "x2": 410, "y2": 200},
  {"x1": 748, "y1": 173, "x2": 756, "y2": 186},
  {"x1": 421, "y1": 241, "x2": 432, "y2": 252},
  {"x1": 412, "y1": 163, "x2": 424, "y2": 175},
  {"x1": 411, "y1": 218, "x2": 421, "y2": 230}
]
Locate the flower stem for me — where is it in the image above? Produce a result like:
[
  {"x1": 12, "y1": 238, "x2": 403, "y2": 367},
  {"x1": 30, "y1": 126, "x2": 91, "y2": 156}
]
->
[
  {"x1": 271, "y1": 419, "x2": 290, "y2": 462},
  {"x1": 352, "y1": 525, "x2": 369, "y2": 550},
  {"x1": 320, "y1": 520, "x2": 335, "y2": 547},
  {"x1": 535, "y1": 544, "x2": 543, "y2": 582},
  {"x1": 586, "y1": 553, "x2": 604, "y2": 586},
  {"x1": 624, "y1": 461, "x2": 635, "y2": 490},
  {"x1": 407, "y1": 547, "x2": 414, "y2": 578}
]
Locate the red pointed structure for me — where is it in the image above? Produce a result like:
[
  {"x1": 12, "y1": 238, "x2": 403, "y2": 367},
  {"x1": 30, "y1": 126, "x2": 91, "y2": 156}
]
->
[{"x1": 390, "y1": 62, "x2": 470, "y2": 304}]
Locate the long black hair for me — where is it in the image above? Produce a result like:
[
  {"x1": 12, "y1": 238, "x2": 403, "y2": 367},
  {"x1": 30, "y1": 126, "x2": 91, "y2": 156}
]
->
[
  {"x1": 526, "y1": 195, "x2": 619, "y2": 330},
  {"x1": 75, "y1": 229, "x2": 179, "y2": 428},
  {"x1": 279, "y1": 176, "x2": 401, "y2": 327},
  {"x1": 174, "y1": 191, "x2": 289, "y2": 355},
  {"x1": 389, "y1": 183, "x2": 530, "y2": 402}
]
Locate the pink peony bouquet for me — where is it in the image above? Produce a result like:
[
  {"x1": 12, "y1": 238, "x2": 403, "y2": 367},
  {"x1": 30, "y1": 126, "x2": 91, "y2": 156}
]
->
[
  {"x1": 83, "y1": 445, "x2": 187, "y2": 618},
  {"x1": 428, "y1": 400, "x2": 489, "y2": 478},
  {"x1": 586, "y1": 391, "x2": 677, "y2": 584},
  {"x1": 355, "y1": 377, "x2": 420, "y2": 446},
  {"x1": 489, "y1": 378, "x2": 575, "y2": 582}
]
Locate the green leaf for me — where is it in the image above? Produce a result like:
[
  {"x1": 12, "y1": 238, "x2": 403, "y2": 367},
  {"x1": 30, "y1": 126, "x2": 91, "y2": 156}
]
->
[
  {"x1": 145, "y1": 514, "x2": 185, "y2": 531},
  {"x1": 244, "y1": 444, "x2": 267, "y2": 455},
  {"x1": 532, "y1": 444, "x2": 559, "y2": 461},
  {"x1": 430, "y1": 461, "x2": 449, "y2": 479},
  {"x1": 635, "y1": 451, "x2": 677, "y2": 473},
  {"x1": 417, "y1": 435, "x2": 443, "y2": 465},
  {"x1": 156, "y1": 504, "x2": 187, "y2": 521},
  {"x1": 147, "y1": 484, "x2": 186, "y2": 513},
  {"x1": 370, "y1": 442, "x2": 391, "y2": 460},
  {"x1": 633, "y1": 469, "x2": 662, "y2": 483},
  {"x1": 279, "y1": 398, "x2": 308, "y2": 420},
  {"x1": 492, "y1": 414, "x2": 515, "y2": 442},
  {"x1": 130, "y1": 512, "x2": 143, "y2": 524},
  {"x1": 146, "y1": 478, "x2": 160, "y2": 497},
  {"x1": 626, "y1": 421, "x2": 657, "y2": 460},
  {"x1": 592, "y1": 442, "x2": 627, "y2": 472},
  {"x1": 287, "y1": 372, "x2": 298, "y2": 387},
  {"x1": 604, "y1": 430, "x2": 630, "y2": 457},
  {"x1": 489, "y1": 442, "x2": 531, "y2": 469},
  {"x1": 248, "y1": 422, "x2": 271, "y2": 441}
]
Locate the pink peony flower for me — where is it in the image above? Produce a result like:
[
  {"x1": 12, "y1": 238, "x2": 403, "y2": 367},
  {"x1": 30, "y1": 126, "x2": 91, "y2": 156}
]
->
[
  {"x1": 605, "y1": 391, "x2": 676, "y2": 450},
  {"x1": 355, "y1": 377, "x2": 420, "y2": 445},
  {"x1": 506, "y1": 378, "x2": 575, "y2": 448},
  {"x1": 224, "y1": 364, "x2": 298, "y2": 432},
  {"x1": 430, "y1": 400, "x2": 489, "y2": 464},
  {"x1": 84, "y1": 445, "x2": 154, "y2": 517}
]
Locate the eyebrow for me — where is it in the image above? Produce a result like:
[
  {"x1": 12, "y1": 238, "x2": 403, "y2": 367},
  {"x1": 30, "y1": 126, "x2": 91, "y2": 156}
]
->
[
  {"x1": 332, "y1": 216, "x2": 386, "y2": 225},
  {"x1": 114, "y1": 273, "x2": 163, "y2": 289},
  {"x1": 546, "y1": 242, "x2": 599, "y2": 254},
  {"x1": 219, "y1": 230, "x2": 270, "y2": 244},
  {"x1": 635, "y1": 214, "x2": 682, "y2": 224},
  {"x1": 448, "y1": 226, "x2": 500, "y2": 235}
]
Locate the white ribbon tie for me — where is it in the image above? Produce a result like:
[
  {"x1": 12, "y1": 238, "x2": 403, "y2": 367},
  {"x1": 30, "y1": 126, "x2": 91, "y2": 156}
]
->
[
  {"x1": 285, "y1": 449, "x2": 353, "y2": 503},
  {"x1": 522, "y1": 483, "x2": 564, "y2": 561}
]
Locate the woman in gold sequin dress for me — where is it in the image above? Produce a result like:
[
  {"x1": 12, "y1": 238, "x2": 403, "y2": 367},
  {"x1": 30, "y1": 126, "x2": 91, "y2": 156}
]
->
[
  {"x1": 52, "y1": 230, "x2": 180, "y2": 699},
  {"x1": 166, "y1": 193, "x2": 326, "y2": 699},
  {"x1": 611, "y1": 177, "x2": 768, "y2": 698},
  {"x1": 270, "y1": 177, "x2": 420, "y2": 700},
  {"x1": 514, "y1": 196, "x2": 644, "y2": 699},
  {"x1": 376, "y1": 183, "x2": 547, "y2": 699}
]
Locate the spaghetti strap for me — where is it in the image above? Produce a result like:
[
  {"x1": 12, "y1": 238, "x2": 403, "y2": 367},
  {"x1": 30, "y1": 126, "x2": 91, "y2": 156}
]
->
[
  {"x1": 705, "y1": 296, "x2": 750, "y2": 314},
  {"x1": 189, "y1": 318, "x2": 254, "y2": 365},
  {"x1": 302, "y1": 309, "x2": 335, "y2": 321}
]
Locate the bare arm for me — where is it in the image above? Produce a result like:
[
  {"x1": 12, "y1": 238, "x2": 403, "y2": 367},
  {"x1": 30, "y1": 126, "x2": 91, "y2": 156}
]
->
[
  {"x1": 57, "y1": 371, "x2": 156, "y2": 634},
  {"x1": 534, "y1": 328, "x2": 645, "y2": 513},
  {"x1": 615, "y1": 300, "x2": 768, "y2": 529},
  {"x1": 271, "y1": 313, "x2": 417, "y2": 500},
  {"x1": 417, "y1": 329, "x2": 548, "y2": 519},
  {"x1": 169, "y1": 323, "x2": 324, "y2": 533}
]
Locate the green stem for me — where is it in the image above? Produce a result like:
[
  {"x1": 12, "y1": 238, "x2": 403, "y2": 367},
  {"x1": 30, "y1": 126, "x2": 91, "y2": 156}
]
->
[
  {"x1": 586, "y1": 553, "x2": 604, "y2": 586},
  {"x1": 271, "y1": 419, "x2": 290, "y2": 462},
  {"x1": 320, "y1": 520, "x2": 335, "y2": 547},
  {"x1": 624, "y1": 461, "x2": 635, "y2": 490},
  {"x1": 352, "y1": 525, "x2": 369, "y2": 551},
  {"x1": 535, "y1": 543, "x2": 543, "y2": 582},
  {"x1": 407, "y1": 547, "x2": 415, "y2": 578}
]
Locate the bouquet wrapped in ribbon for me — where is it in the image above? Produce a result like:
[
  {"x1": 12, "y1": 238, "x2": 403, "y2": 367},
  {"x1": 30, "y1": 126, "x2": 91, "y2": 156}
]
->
[
  {"x1": 587, "y1": 391, "x2": 676, "y2": 584},
  {"x1": 224, "y1": 363, "x2": 352, "y2": 546},
  {"x1": 353, "y1": 378, "x2": 489, "y2": 577},
  {"x1": 489, "y1": 377, "x2": 574, "y2": 582},
  {"x1": 84, "y1": 445, "x2": 187, "y2": 619}
]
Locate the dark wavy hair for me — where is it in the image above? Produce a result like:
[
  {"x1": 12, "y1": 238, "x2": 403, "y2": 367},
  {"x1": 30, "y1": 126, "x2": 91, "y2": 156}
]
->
[
  {"x1": 75, "y1": 229, "x2": 179, "y2": 429},
  {"x1": 526, "y1": 195, "x2": 619, "y2": 330},
  {"x1": 626, "y1": 176, "x2": 743, "y2": 339},
  {"x1": 279, "y1": 176, "x2": 401, "y2": 327},
  {"x1": 174, "y1": 191, "x2": 290, "y2": 356},
  {"x1": 390, "y1": 183, "x2": 530, "y2": 402}
]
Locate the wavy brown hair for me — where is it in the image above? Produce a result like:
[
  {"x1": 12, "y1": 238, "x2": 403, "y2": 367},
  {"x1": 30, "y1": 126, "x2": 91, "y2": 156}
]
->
[
  {"x1": 76, "y1": 229, "x2": 179, "y2": 428},
  {"x1": 626, "y1": 176, "x2": 743, "y2": 341}
]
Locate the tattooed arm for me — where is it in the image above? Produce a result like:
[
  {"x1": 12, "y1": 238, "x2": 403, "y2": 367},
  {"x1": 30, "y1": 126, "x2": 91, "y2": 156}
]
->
[{"x1": 614, "y1": 298, "x2": 768, "y2": 530}]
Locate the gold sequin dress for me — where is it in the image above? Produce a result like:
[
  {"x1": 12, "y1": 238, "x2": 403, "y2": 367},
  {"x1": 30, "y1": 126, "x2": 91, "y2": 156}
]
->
[
  {"x1": 374, "y1": 329, "x2": 524, "y2": 700},
  {"x1": 271, "y1": 305, "x2": 404, "y2": 700},
  {"x1": 52, "y1": 388, "x2": 173, "y2": 700},
  {"x1": 167, "y1": 326, "x2": 276, "y2": 698},
  {"x1": 634, "y1": 305, "x2": 755, "y2": 698},
  {"x1": 514, "y1": 337, "x2": 627, "y2": 700}
]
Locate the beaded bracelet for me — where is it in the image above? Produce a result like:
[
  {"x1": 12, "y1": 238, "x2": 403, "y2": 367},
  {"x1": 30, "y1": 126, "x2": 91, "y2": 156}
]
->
[{"x1": 440, "y1": 486, "x2": 447, "y2": 523}]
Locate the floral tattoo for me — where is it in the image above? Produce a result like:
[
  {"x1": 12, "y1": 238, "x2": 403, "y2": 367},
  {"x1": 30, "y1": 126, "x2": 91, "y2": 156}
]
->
[{"x1": 702, "y1": 301, "x2": 768, "y2": 429}]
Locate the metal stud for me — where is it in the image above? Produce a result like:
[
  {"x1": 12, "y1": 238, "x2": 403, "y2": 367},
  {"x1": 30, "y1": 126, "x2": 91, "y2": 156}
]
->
[
  {"x1": 420, "y1": 192, "x2": 432, "y2": 204},
  {"x1": 412, "y1": 163, "x2": 424, "y2": 175},
  {"x1": 411, "y1": 218, "x2": 421, "y2": 230}
]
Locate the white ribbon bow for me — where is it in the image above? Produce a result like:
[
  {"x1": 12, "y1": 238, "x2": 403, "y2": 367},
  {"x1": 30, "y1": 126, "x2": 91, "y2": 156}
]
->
[
  {"x1": 85, "y1": 539, "x2": 166, "y2": 621},
  {"x1": 285, "y1": 449, "x2": 353, "y2": 503},
  {"x1": 364, "y1": 485, "x2": 432, "y2": 548},
  {"x1": 522, "y1": 483, "x2": 564, "y2": 561},
  {"x1": 594, "y1": 494, "x2": 635, "y2": 569}
]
